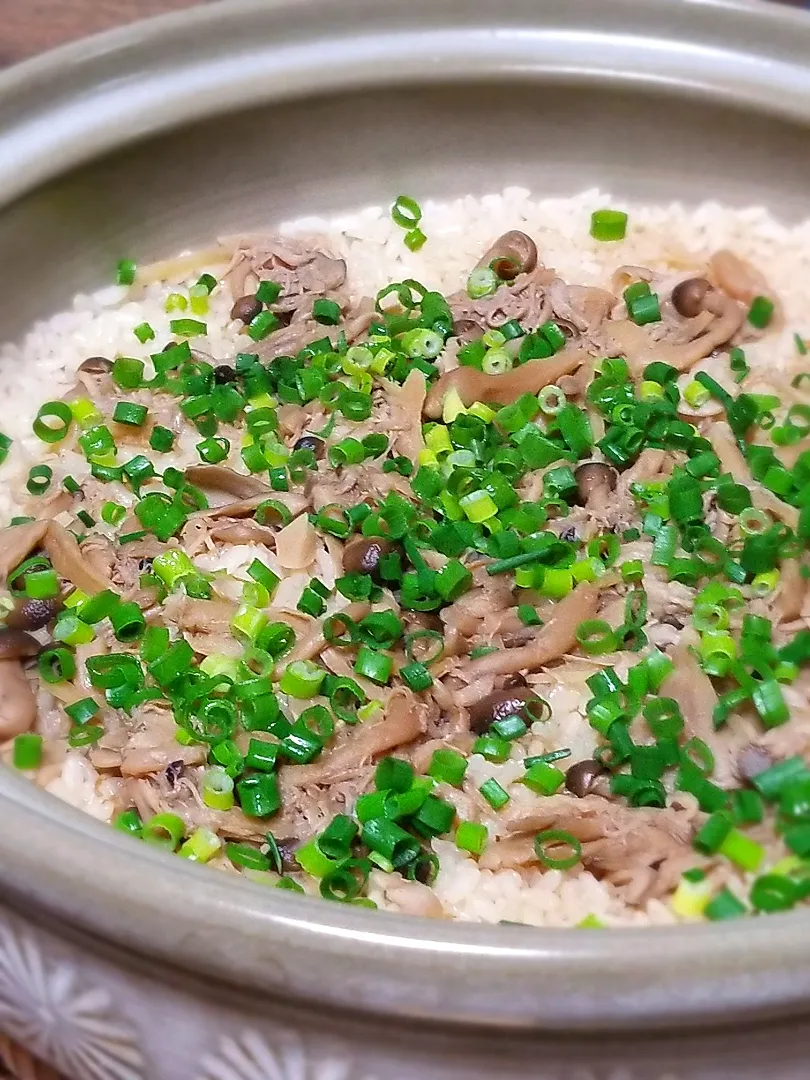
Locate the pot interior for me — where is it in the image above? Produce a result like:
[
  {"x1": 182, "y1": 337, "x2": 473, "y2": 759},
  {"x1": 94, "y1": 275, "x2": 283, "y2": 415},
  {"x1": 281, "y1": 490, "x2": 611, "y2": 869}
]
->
[
  {"x1": 0, "y1": 80, "x2": 807, "y2": 343},
  {"x1": 3, "y1": 4, "x2": 810, "y2": 1031}
]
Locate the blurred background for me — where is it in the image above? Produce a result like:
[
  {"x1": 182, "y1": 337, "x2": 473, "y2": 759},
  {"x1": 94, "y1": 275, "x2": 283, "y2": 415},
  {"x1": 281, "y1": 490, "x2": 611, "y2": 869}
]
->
[{"x1": 0, "y1": 0, "x2": 804, "y2": 65}]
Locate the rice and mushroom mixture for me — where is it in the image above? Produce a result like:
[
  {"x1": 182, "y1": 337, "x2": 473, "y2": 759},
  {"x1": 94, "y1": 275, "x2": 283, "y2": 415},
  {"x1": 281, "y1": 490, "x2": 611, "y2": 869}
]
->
[{"x1": 2, "y1": 187, "x2": 810, "y2": 927}]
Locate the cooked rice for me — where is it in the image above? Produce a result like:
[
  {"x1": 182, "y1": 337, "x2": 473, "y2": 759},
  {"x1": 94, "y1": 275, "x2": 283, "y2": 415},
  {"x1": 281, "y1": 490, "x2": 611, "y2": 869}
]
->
[{"x1": 2, "y1": 187, "x2": 809, "y2": 928}]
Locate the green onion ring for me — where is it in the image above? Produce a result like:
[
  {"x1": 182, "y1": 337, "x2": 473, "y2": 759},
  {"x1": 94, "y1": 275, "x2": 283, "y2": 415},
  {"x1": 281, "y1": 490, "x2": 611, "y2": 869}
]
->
[
  {"x1": 254, "y1": 499, "x2": 293, "y2": 527},
  {"x1": 534, "y1": 830, "x2": 582, "y2": 870},
  {"x1": 33, "y1": 401, "x2": 72, "y2": 443},
  {"x1": 403, "y1": 629, "x2": 445, "y2": 665}
]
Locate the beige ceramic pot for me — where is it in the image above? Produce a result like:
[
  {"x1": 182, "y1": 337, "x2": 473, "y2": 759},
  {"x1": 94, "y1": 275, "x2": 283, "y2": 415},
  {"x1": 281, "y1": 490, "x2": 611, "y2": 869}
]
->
[{"x1": 2, "y1": 0, "x2": 810, "y2": 1076}]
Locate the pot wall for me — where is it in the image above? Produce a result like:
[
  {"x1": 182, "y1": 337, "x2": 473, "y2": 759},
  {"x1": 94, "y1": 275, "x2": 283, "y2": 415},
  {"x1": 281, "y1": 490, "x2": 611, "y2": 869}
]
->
[
  {"x1": 4, "y1": 899, "x2": 810, "y2": 1080},
  {"x1": 2, "y1": 1, "x2": 810, "y2": 1073}
]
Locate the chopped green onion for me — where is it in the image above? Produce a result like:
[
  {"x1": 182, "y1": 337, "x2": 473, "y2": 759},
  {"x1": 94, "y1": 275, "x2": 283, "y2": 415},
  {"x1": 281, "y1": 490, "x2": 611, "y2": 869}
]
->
[
  {"x1": 248, "y1": 310, "x2": 280, "y2": 341},
  {"x1": 65, "y1": 698, "x2": 99, "y2": 726},
  {"x1": 33, "y1": 401, "x2": 72, "y2": 443},
  {"x1": 116, "y1": 258, "x2": 136, "y2": 286},
  {"x1": 747, "y1": 295, "x2": 774, "y2": 330},
  {"x1": 113, "y1": 401, "x2": 148, "y2": 427},
  {"x1": 354, "y1": 646, "x2": 393, "y2": 685},
  {"x1": 718, "y1": 828, "x2": 764, "y2": 873},
  {"x1": 142, "y1": 812, "x2": 185, "y2": 851},
  {"x1": 428, "y1": 748, "x2": 468, "y2": 788},
  {"x1": 455, "y1": 821, "x2": 488, "y2": 856},
  {"x1": 522, "y1": 761, "x2": 565, "y2": 796},
  {"x1": 467, "y1": 267, "x2": 498, "y2": 300},
  {"x1": 312, "y1": 298, "x2": 341, "y2": 325},
  {"x1": 391, "y1": 195, "x2": 422, "y2": 229},
  {"x1": 693, "y1": 812, "x2": 733, "y2": 854},
  {"x1": 24, "y1": 568, "x2": 59, "y2": 599},
  {"x1": 12, "y1": 732, "x2": 42, "y2": 770},
  {"x1": 404, "y1": 228, "x2": 427, "y2": 252},
  {"x1": 237, "y1": 773, "x2": 281, "y2": 818},
  {"x1": 114, "y1": 810, "x2": 143, "y2": 836},
  {"x1": 750, "y1": 874, "x2": 797, "y2": 913},
  {"x1": 279, "y1": 659, "x2": 326, "y2": 698},
  {"x1": 375, "y1": 757, "x2": 415, "y2": 793},
  {"x1": 729, "y1": 347, "x2": 749, "y2": 383},
  {"x1": 133, "y1": 322, "x2": 155, "y2": 344},
  {"x1": 179, "y1": 827, "x2": 222, "y2": 863},
  {"x1": 479, "y1": 777, "x2": 510, "y2": 811},
  {"x1": 590, "y1": 209, "x2": 628, "y2": 242},
  {"x1": 705, "y1": 888, "x2": 747, "y2": 921},
  {"x1": 628, "y1": 292, "x2": 661, "y2": 326},
  {"x1": 153, "y1": 549, "x2": 196, "y2": 588},
  {"x1": 26, "y1": 464, "x2": 53, "y2": 495},
  {"x1": 170, "y1": 318, "x2": 207, "y2": 337},
  {"x1": 149, "y1": 426, "x2": 175, "y2": 452},
  {"x1": 256, "y1": 280, "x2": 282, "y2": 305},
  {"x1": 226, "y1": 842, "x2": 271, "y2": 872},
  {"x1": 575, "y1": 619, "x2": 617, "y2": 655},
  {"x1": 110, "y1": 601, "x2": 146, "y2": 642},
  {"x1": 534, "y1": 829, "x2": 582, "y2": 869},
  {"x1": 400, "y1": 660, "x2": 433, "y2": 692}
]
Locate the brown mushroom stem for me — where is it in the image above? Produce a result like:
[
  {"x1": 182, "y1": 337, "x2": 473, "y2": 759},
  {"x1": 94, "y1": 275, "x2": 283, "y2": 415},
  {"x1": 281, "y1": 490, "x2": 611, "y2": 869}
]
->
[
  {"x1": 710, "y1": 249, "x2": 775, "y2": 309},
  {"x1": 708, "y1": 421, "x2": 799, "y2": 529},
  {"x1": 458, "y1": 582, "x2": 600, "y2": 685},
  {"x1": 284, "y1": 688, "x2": 427, "y2": 786},
  {"x1": 0, "y1": 629, "x2": 41, "y2": 660},
  {"x1": 387, "y1": 369, "x2": 427, "y2": 464},
  {"x1": 184, "y1": 465, "x2": 271, "y2": 499},
  {"x1": 0, "y1": 658, "x2": 37, "y2": 739},
  {"x1": 604, "y1": 291, "x2": 743, "y2": 375},
  {"x1": 0, "y1": 520, "x2": 116, "y2": 594},
  {"x1": 44, "y1": 523, "x2": 112, "y2": 595},
  {"x1": 777, "y1": 559, "x2": 807, "y2": 624},
  {"x1": 0, "y1": 520, "x2": 49, "y2": 584},
  {"x1": 277, "y1": 602, "x2": 372, "y2": 671},
  {"x1": 423, "y1": 348, "x2": 591, "y2": 418},
  {"x1": 161, "y1": 594, "x2": 237, "y2": 634},
  {"x1": 660, "y1": 645, "x2": 717, "y2": 749}
]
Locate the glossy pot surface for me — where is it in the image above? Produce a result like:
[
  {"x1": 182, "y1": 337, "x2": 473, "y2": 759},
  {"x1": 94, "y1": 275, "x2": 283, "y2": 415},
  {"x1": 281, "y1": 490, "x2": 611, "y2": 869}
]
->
[{"x1": 1, "y1": 2, "x2": 810, "y2": 1076}]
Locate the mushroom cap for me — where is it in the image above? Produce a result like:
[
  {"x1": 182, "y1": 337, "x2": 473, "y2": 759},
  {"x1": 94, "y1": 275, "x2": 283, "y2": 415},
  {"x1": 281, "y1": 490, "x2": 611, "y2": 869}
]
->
[
  {"x1": 230, "y1": 294, "x2": 262, "y2": 324},
  {"x1": 5, "y1": 597, "x2": 63, "y2": 632},
  {"x1": 342, "y1": 536, "x2": 395, "y2": 581},
  {"x1": 574, "y1": 461, "x2": 618, "y2": 503},
  {"x1": 78, "y1": 356, "x2": 113, "y2": 375},
  {"x1": 476, "y1": 230, "x2": 538, "y2": 280},
  {"x1": 565, "y1": 758, "x2": 605, "y2": 798},
  {"x1": 293, "y1": 435, "x2": 325, "y2": 458},
  {"x1": 467, "y1": 687, "x2": 542, "y2": 735},
  {"x1": 671, "y1": 277, "x2": 712, "y2": 319}
]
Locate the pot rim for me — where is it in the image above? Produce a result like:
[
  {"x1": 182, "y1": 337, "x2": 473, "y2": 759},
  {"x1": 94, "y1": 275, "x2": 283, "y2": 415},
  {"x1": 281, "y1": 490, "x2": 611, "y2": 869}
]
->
[{"x1": 2, "y1": 0, "x2": 810, "y2": 1032}]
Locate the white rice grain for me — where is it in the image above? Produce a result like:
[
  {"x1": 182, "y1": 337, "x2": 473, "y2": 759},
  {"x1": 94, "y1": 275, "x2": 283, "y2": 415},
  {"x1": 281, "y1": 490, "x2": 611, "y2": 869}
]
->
[{"x1": 7, "y1": 186, "x2": 810, "y2": 927}]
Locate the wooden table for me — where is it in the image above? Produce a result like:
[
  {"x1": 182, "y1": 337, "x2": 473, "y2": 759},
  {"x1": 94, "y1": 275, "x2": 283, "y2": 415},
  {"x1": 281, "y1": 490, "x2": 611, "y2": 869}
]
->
[{"x1": 0, "y1": 0, "x2": 209, "y2": 66}]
